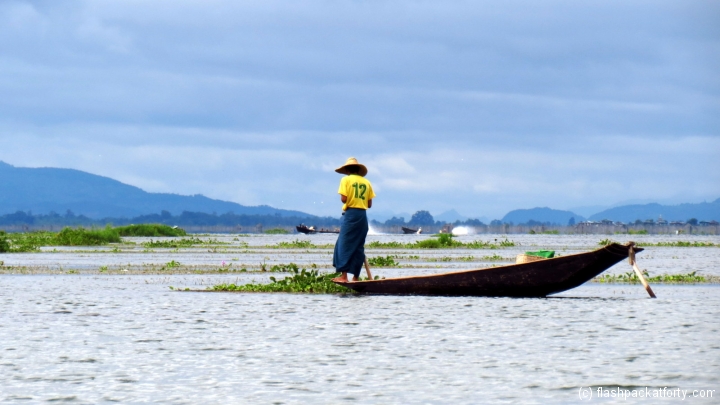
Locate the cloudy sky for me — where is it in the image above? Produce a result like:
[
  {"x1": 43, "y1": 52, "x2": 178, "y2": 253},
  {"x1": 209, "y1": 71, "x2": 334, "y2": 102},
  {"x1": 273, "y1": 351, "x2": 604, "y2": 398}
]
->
[{"x1": 1, "y1": 0, "x2": 718, "y2": 220}]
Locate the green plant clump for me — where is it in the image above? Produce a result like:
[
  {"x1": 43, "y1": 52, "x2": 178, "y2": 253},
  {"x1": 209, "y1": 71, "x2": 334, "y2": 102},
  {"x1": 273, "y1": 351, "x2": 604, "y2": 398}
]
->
[
  {"x1": 598, "y1": 238, "x2": 614, "y2": 246},
  {"x1": 0, "y1": 231, "x2": 9, "y2": 253},
  {"x1": 209, "y1": 268, "x2": 352, "y2": 293},
  {"x1": 264, "y1": 228, "x2": 290, "y2": 234},
  {"x1": 628, "y1": 229, "x2": 648, "y2": 235},
  {"x1": 115, "y1": 224, "x2": 187, "y2": 237},
  {"x1": 638, "y1": 241, "x2": 717, "y2": 247},
  {"x1": 594, "y1": 271, "x2": 707, "y2": 284},
  {"x1": 366, "y1": 241, "x2": 405, "y2": 248},
  {"x1": 368, "y1": 255, "x2": 399, "y2": 267},
  {"x1": 54, "y1": 226, "x2": 121, "y2": 246},
  {"x1": 270, "y1": 263, "x2": 301, "y2": 272},
  {"x1": 367, "y1": 236, "x2": 515, "y2": 250},
  {"x1": 274, "y1": 239, "x2": 317, "y2": 249},
  {"x1": 143, "y1": 237, "x2": 206, "y2": 248},
  {"x1": 165, "y1": 260, "x2": 181, "y2": 268}
]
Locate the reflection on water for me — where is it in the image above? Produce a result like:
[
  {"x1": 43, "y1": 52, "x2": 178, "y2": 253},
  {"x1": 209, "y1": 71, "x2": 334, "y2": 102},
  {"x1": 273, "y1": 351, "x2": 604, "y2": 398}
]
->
[{"x1": 1, "y1": 234, "x2": 719, "y2": 403}]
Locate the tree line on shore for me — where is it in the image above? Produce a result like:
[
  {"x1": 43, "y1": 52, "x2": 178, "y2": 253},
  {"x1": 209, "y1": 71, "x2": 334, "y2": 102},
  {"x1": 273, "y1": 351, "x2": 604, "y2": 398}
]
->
[
  {"x1": 0, "y1": 209, "x2": 487, "y2": 229},
  {"x1": 2, "y1": 209, "x2": 715, "y2": 231}
]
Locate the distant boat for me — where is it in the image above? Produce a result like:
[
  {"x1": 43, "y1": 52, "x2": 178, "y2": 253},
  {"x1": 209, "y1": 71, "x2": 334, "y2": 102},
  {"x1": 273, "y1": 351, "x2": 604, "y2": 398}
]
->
[
  {"x1": 335, "y1": 242, "x2": 641, "y2": 297},
  {"x1": 401, "y1": 226, "x2": 422, "y2": 234},
  {"x1": 296, "y1": 224, "x2": 339, "y2": 234}
]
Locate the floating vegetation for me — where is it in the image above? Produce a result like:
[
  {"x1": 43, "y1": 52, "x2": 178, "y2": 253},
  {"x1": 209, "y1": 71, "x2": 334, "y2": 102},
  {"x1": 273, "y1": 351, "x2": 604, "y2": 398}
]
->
[
  {"x1": 115, "y1": 224, "x2": 187, "y2": 237},
  {"x1": 1, "y1": 227, "x2": 121, "y2": 252},
  {"x1": 529, "y1": 230, "x2": 560, "y2": 235},
  {"x1": 165, "y1": 260, "x2": 181, "y2": 269},
  {"x1": 0, "y1": 232, "x2": 9, "y2": 253},
  {"x1": 368, "y1": 255, "x2": 399, "y2": 267},
  {"x1": 638, "y1": 241, "x2": 718, "y2": 247},
  {"x1": 366, "y1": 241, "x2": 405, "y2": 248},
  {"x1": 208, "y1": 268, "x2": 353, "y2": 293},
  {"x1": 264, "y1": 228, "x2": 290, "y2": 234},
  {"x1": 594, "y1": 271, "x2": 712, "y2": 284},
  {"x1": 599, "y1": 239, "x2": 717, "y2": 248},
  {"x1": 427, "y1": 256, "x2": 455, "y2": 262},
  {"x1": 54, "y1": 226, "x2": 121, "y2": 246},
  {"x1": 273, "y1": 239, "x2": 322, "y2": 249},
  {"x1": 269, "y1": 262, "x2": 303, "y2": 272},
  {"x1": 627, "y1": 229, "x2": 648, "y2": 235},
  {"x1": 367, "y1": 235, "x2": 515, "y2": 249},
  {"x1": 142, "y1": 237, "x2": 208, "y2": 248},
  {"x1": 481, "y1": 254, "x2": 506, "y2": 261}
]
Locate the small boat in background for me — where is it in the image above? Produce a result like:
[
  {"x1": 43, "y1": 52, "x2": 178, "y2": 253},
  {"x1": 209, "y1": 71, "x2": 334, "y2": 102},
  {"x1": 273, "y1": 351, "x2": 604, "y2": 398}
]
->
[
  {"x1": 296, "y1": 224, "x2": 340, "y2": 234},
  {"x1": 335, "y1": 242, "x2": 642, "y2": 297},
  {"x1": 402, "y1": 226, "x2": 422, "y2": 234},
  {"x1": 296, "y1": 225, "x2": 317, "y2": 234}
]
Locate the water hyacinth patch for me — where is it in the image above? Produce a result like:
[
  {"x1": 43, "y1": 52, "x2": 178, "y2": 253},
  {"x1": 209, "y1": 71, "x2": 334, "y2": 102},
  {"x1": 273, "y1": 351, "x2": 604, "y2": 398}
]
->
[
  {"x1": 264, "y1": 228, "x2": 290, "y2": 234},
  {"x1": 367, "y1": 236, "x2": 516, "y2": 249},
  {"x1": 114, "y1": 224, "x2": 187, "y2": 237},
  {"x1": 0, "y1": 231, "x2": 10, "y2": 253},
  {"x1": 368, "y1": 255, "x2": 399, "y2": 267},
  {"x1": 637, "y1": 241, "x2": 718, "y2": 247},
  {"x1": 273, "y1": 239, "x2": 323, "y2": 249},
  {"x1": 1, "y1": 227, "x2": 121, "y2": 251},
  {"x1": 142, "y1": 237, "x2": 211, "y2": 248},
  {"x1": 208, "y1": 268, "x2": 353, "y2": 294},
  {"x1": 593, "y1": 271, "x2": 711, "y2": 284}
]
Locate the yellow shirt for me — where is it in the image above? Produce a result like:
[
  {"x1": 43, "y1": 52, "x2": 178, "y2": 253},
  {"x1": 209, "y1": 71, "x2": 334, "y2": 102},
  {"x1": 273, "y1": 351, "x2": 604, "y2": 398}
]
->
[{"x1": 338, "y1": 174, "x2": 376, "y2": 211}]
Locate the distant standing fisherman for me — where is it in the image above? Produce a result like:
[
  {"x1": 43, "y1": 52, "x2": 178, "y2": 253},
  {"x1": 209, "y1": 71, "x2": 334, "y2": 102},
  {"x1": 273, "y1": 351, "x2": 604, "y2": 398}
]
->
[{"x1": 332, "y1": 157, "x2": 376, "y2": 283}]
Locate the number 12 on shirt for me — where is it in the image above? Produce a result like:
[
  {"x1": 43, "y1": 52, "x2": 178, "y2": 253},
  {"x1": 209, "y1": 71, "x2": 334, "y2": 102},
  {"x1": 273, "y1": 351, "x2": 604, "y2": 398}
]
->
[{"x1": 352, "y1": 182, "x2": 367, "y2": 200}]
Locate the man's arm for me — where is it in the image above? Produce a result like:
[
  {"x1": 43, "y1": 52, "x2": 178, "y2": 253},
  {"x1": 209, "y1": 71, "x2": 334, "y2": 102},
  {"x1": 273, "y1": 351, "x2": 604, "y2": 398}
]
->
[
  {"x1": 368, "y1": 199, "x2": 372, "y2": 208},
  {"x1": 340, "y1": 195, "x2": 347, "y2": 203}
]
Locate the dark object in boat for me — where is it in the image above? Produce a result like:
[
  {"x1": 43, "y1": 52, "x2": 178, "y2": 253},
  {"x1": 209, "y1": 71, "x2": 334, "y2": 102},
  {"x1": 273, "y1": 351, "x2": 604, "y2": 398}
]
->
[
  {"x1": 335, "y1": 242, "x2": 642, "y2": 297},
  {"x1": 402, "y1": 226, "x2": 421, "y2": 234},
  {"x1": 296, "y1": 224, "x2": 339, "y2": 234}
]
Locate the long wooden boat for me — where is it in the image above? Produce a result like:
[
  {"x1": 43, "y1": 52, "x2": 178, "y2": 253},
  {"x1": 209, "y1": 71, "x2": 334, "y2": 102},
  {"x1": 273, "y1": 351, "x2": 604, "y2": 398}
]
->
[
  {"x1": 296, "y1": 225, "x2": 317, "y2": 234},
  {"x1": 296, "y1": 225, "x2": 340, "y2": 234},
  {"x1": 401, "y1": 226, "x2": 421, "y2": 234},
  {"x1": 334, "y1": 242, "x2": 641, "y2": 297}
]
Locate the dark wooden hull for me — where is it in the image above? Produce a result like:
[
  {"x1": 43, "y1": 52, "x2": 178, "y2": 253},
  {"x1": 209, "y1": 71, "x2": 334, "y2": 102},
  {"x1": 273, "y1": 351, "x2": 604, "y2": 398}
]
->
[
  {"x1": 296, "y1": 225, "x2": 317, "y2": 234},
  {"x1": 296, "y1": 225, "x2": 339, "y2": 234},
  {"x1": 335, "y1": 243, "x2": 641, "y2": 297},
  {"x1": 401, "y1": 227, "x2": 419, "y2": 234}
]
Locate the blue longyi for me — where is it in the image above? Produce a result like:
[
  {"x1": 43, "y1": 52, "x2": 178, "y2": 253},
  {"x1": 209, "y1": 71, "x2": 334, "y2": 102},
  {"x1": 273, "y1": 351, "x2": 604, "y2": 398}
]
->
[{"x1": 332, "y1": 208, "x2": 368, "y2": 277}]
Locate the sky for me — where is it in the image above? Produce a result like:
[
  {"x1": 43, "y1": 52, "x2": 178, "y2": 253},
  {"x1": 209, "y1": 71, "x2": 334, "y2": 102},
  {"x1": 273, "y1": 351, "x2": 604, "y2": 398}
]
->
[{"x1": 1, "y1": 0, "x2": 718, "y2": 220}]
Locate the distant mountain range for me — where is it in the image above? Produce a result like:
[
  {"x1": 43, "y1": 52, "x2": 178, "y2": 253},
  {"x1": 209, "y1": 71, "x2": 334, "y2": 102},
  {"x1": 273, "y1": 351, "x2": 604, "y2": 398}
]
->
[
  {"x1": 2, "y1": 161, "x2": 718, "y2": 224},
  {"x1": 588, "y1": 199, "x2": 720, "y2": 223},
  {"x1": 0, "y1": 161, "x2": 314, "y2": 219},
  {"x1": 502, "y1": 199, "x2": 720, "y2": 225},
  {"x1": 501, "y1": 208, "x2": 585, "y2": 225}
]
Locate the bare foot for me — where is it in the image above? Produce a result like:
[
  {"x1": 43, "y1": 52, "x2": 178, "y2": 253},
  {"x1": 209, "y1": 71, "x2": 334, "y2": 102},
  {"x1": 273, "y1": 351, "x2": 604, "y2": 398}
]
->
[
  {"x1": 351, "y1": 276, "x2": 360, "y2": 282},
  {"x1": 332, "y1": 276, "x2": 349, "y2": 282}
]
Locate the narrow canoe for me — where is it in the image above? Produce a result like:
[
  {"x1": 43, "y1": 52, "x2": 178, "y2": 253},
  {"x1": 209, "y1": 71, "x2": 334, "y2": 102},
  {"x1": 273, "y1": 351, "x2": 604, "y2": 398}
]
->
[
  {"x1": 334, "y1": 242, "x2": 641, "y2": 297},
  {"x1": 296, "y1": 225, "x2": 340, "y2": 234},
  {"x1": 296, "y1": 225, "x2": 317, "y2": 234},
  {"x1": 401, "y1": 226, "x2": 421, "y2": 234}
]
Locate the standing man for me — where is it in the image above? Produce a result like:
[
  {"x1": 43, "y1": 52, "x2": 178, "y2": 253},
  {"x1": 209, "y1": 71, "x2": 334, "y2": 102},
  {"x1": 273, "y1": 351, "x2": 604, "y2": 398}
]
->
[{"x1": 332, "y1": 157, "x2": 376, "y2": 282}]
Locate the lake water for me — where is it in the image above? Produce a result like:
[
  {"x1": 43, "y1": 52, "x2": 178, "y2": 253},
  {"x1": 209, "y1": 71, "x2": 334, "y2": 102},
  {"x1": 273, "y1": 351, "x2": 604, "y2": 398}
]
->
[{"x1": 1, "y1": 234, "x2": 719, "y2": 404}]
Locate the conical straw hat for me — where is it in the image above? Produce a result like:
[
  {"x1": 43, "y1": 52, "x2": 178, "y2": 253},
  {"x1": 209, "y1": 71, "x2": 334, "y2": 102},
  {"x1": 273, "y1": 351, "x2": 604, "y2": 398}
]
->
[{"x1": 335, "y1": 157, "x2": 368, "y2": 177}]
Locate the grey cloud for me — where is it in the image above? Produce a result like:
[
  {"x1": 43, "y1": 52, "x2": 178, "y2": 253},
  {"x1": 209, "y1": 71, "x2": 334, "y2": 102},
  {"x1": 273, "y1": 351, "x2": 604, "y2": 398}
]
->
[{"x1": 0, "y1": 0, "x2": 718, "y2": 218}]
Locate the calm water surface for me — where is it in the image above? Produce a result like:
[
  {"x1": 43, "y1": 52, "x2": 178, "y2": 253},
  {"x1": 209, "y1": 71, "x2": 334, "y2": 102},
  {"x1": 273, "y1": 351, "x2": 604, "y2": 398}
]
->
[{"x1": 1, "y1": 234, "x2": 719, "y2": 404}]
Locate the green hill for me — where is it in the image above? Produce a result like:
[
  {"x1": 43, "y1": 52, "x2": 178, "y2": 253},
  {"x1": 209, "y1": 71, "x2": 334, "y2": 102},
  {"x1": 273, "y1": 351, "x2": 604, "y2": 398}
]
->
[
  {"x1": 588, "y1": 199, "x2": 720, "y2": 223},
  {"x1": 0, "y1": 161, "x2": 314, "y2": 219}
]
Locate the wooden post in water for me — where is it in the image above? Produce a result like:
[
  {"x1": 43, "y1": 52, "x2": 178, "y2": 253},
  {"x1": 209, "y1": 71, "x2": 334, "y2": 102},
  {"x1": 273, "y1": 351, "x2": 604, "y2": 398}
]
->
[{"x1": 628, "y1": 244, "x2": 656, "y2": 298}]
